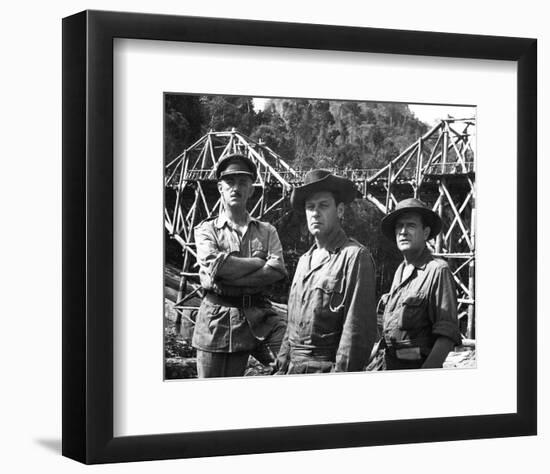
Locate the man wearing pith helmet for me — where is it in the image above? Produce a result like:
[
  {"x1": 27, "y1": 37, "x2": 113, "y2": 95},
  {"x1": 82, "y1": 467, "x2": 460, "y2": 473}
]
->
[
  {"x1": 378, "y1": 198, "x2": 462, "y2": 370},
  {"x1": 276, "y1": 169, "x2": 377, "y2": 374},
  {"x1": 192, "y1": 153, "x2": 288, "y2": 378}
]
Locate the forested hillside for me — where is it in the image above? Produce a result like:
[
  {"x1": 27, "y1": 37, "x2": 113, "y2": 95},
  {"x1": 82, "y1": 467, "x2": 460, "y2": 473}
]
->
[{"x1": 164, "y1": 95, "x2": 428, "y2": 170}]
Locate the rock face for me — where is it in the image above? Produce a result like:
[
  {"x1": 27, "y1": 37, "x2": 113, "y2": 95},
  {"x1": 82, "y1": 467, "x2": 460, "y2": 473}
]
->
[{"x1": 443, "y1": 349, "x2": 477, "y2": 369}]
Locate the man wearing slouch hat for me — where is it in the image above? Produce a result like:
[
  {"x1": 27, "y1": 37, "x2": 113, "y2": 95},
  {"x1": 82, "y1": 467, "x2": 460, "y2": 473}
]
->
[
  {"x1": 192, "y1": 153, "x2": 288, "y2": 378},
  {"x1": 375, "y1": 198, "x2": 462, "y2": 370},
  {"x1": 276, "y1": 170, "x2": 377, "y2": 374}
]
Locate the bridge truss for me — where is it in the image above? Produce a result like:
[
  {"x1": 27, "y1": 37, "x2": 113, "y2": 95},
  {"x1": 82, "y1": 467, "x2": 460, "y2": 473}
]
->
[{"x1": 165, "y1": 119, "x2": 476, "y2": 339}]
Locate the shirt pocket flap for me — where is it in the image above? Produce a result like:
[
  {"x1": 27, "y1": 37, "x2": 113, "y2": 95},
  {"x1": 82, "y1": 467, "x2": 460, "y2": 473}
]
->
[
  {"x1": 399, "y1": 292, "x2": 428, "y2": 331},
  {"x1": 402, "y1": 293, "x2": 425, "y2": 306},
  {"x1": 315, "y1": 277, "x2": 343, "y2": 294},
  {"x1": 217, "y1": 231, "x2": 240, "y2": 253}
]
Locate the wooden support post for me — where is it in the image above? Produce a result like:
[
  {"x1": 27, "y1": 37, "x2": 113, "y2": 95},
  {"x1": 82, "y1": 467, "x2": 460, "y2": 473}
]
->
[
  {"x1": 394, "y1": 149, "x2": 416, "y2": 181},
  {"x1": 251, "y1": 193, "x2": 263, "y2": 216},
  {"x1": 385, "y1": 163, "x2": 392, "y2": 212},
  {"x1": 423, "y1": 129, "x2": 442, "y2": 173},
  {"x1": 467, "y1": 195, "x2": 476, "y2": 339},
  {"x1": 365, "y1": 193, "x2": 387, "y2": 214},
  {"x1": 415, "y1": 137, "x2": 423, "y2": 197},
  {"x1": 170, "y1": 152, "x2": 188, "y2": 237},
  {"x1": 467, "y1": 258, "x2": 475, "y2": 339},
  {"x1": 263, "y1": 196, "x2": 286, "y2": 216},
  {"x1": 175, "y1": 254, "x2": 189, "y2": 325},
  {"x1": 440, "y1": 181, "x2": 473, "y2": 250},
  {"x1": 260, "y1": 186, "x2": 266, "y2": 216},
  {"x1": 442, "y1": 126, "x2": 448, "y2": 172},
  {"x1": 435, "y1": 179, "x2": 444, "y2": 253},
  {"x1": 175, "y1": 186, "x2": 202, "y2": 316}
]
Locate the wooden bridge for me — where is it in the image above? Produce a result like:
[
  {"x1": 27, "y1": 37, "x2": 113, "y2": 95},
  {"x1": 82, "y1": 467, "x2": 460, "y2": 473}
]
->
[{"x1": 165, "y1": 118, "x2": 476, "y2": 339}]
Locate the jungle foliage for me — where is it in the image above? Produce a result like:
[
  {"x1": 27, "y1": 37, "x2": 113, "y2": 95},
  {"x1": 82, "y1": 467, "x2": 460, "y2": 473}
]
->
[{"x1": 165, "y1": 95, "x2": 428, "y2": 170}]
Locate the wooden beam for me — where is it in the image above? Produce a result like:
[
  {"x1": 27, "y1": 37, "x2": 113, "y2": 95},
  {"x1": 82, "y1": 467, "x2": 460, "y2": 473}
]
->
[
  {"x1": 435, "y1": 180, "x2": 445, "y2": 253},
  {"x1": 444, "y1": 190, "x2": 473, "y2": 243},
  {"x1": 451, "y1": 256, "x2": 474, "y2": 276},
  {"x1": 440, "y1": 180, "x2": 473, "y2": 250},
  {"x1": 236, "y1": 134, "x2": 291, "y2": 190},
  {"x1": 262, "y1": 195, "x2": 286, "y2": 216},
  {"x1": 196, "y1": 182, "x2": 211, "y2": 216},
  {"x1": 365, "y1": 193, "x2": 387, "y2": 214},
  {"x1": 367, "y1": 120, "x2": 442, "y2": 182}
]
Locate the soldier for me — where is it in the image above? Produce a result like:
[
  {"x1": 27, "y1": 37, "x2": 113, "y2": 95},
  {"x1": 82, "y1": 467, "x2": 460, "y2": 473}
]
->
[
  {"x1": 192, "y1": 153, "x2": 287, "y2": 378},
  {"x1": 276, "y1": 170, "x2": 377, "y2": 374},
  {"x1": 377, "y1": 198, "x2": 462, "y2": 370}
]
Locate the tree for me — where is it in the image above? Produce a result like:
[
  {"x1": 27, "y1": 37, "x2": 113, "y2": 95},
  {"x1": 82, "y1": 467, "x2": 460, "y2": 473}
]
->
[
  {"x1": 200, "y1": 96, "x2": 256, "y2": 135},
  {"x1": 164, "y1": 94, "x2": 202, "y2": 164}
]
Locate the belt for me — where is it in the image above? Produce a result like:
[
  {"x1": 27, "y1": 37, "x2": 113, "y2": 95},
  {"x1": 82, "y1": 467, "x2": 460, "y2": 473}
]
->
[
  {"x1": 384, "y1": 336, "x2": 434, "y2": 350},
  {"x1": 205, "y1": 291, "x2": 267, "y2": 309},
  {"x1": 384, "y1": 337, "x2": 433, "y2": 361},
  {"x1": 289, "y1": 347, "x2": 335, "y2": 361}
]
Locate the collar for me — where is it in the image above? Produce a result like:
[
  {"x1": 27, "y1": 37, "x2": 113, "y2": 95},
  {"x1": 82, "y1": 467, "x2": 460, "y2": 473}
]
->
[
  {"x1": 306, "y1": 226, "x2": 348, "y2": 255},
  {"x1": 391, "y1": 247, "x2": 432, "y2": 293},
  {"x1": 403, "y1": 246, "x2": 432, "y2": 270},
  {"x1": 215, "y1": 212, "x2": 258, "y2": 230}
]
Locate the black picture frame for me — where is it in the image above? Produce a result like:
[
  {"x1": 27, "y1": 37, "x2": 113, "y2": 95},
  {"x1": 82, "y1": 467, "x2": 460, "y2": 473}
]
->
[{"x1": 62, "y1": 10, "x2": 537, "y2": 464}]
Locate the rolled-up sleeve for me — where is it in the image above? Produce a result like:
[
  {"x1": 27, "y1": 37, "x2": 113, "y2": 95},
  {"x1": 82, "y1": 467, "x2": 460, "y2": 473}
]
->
[
  {"x1": 335, "y1": 248, "x2": 377, "y2": 372},
  {"x1": 430, "y1": 265, "x2": 462, "y2": 345},
  {"x1": 194, "y1": 223, "x2": 231, "y2": 286},
  {"x1": 264, "y1": 224, "x2": 288, "y2": 277}
]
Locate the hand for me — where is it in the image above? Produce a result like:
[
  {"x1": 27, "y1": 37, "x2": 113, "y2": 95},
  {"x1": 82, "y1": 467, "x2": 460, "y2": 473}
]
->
[{"x1": 252, "y1": 249, "x2": 268, "y2": 260}]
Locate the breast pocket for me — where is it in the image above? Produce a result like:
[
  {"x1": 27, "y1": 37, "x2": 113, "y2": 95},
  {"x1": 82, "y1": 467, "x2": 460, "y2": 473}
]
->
[
  {"x1": 217, "y1": 232, "x2": 240, "y2": 253},
  {"x1": 315, "y1": 277, "x2": 344, "y2": 308},
  {"x1": 250, "y1": 238, "x2": 267, "y2": 259},
  {"x1": 312, "y1": 277, "x2": 345, "y2": 335},
  {"x1": 399, "y1": 293, "x2": 429, "y2": 331}
]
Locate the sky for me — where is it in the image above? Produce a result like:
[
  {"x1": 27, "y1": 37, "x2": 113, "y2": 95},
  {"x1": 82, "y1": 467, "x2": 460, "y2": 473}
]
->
[{"x1": 408, "y1": 104, "x2": 476, "y2": 126}]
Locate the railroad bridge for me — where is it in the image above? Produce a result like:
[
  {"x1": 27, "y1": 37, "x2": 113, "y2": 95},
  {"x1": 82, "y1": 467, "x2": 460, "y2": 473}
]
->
[{"x1": 165, "y1": 118, "x2": 476, "y2": 339}]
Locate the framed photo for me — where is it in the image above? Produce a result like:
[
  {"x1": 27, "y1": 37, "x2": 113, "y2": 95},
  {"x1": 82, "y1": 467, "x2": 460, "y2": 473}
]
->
[{"x1": 62, "y1": 10, "x2": 536, "y2": 464}]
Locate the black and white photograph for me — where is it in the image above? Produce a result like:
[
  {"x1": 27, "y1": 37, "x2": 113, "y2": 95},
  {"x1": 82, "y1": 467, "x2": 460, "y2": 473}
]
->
[{"x1": 164, "y1": 94, "x2": 477, "y2": 379}]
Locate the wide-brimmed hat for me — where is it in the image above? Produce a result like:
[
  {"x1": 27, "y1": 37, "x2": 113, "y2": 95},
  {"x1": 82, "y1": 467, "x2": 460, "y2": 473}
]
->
[
  {"x1": 290, "y1": 169, "x2": 358, "y2": 210},
  {"x1": 381, "y1": 198, "x2": 442, "y2": 241},
  {"x1": 215, "y1": 153, "x2": 257, "y2": 180}
]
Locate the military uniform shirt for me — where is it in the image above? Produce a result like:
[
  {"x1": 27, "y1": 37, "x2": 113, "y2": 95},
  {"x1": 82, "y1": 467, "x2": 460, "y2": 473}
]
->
[
  {"x1": 278, "y1": 227, "x2": 377, "y2": 372},
  {"x1": 192, "y1": 212, "x2": 287, "y2": 352},
  {"x1": 382, "y1": 247, "x2": 462, "y2": 357}
]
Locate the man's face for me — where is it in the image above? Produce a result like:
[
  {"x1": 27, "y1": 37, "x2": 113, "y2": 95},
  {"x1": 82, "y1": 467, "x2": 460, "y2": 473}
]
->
[
  {"x1": 394, "y1": 212, "x2": 430, "y2": 255},
  {"x1": 218, "y1": 174, "x2": 254, "y2": 209},
  {"x1": 305, "y1": 191, "x2": 344, "y2": 238}
]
